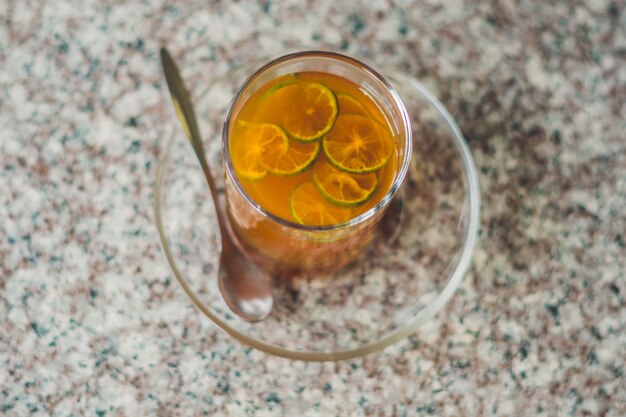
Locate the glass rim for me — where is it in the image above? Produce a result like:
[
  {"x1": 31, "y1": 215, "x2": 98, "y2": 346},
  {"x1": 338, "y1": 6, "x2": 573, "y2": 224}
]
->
[{"x1": 221, "y1": 50, "x2": 413, "y2": 232}]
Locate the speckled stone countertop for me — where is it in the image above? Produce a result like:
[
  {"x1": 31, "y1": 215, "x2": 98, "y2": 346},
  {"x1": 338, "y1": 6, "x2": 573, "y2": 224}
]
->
[{"x1": 1, "y1": 1, "x2": 625, "y2": 415}]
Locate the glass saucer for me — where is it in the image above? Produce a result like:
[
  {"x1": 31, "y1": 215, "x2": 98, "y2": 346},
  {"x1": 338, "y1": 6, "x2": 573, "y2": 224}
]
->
[{"x1": 154, "y1": 59, "x2": 480, "y2": 361}]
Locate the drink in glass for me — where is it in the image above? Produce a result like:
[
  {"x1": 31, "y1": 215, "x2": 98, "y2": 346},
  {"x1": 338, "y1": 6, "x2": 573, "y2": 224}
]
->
[{"x1": 223, "y1": 52, "x2": 412, "y2": 275}]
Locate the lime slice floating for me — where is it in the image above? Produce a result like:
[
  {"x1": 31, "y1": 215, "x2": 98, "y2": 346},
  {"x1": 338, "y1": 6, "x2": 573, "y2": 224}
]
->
[
  {"x1": 313, "y1": 159, "x2": 378, "y2": 207},
  {"x1": 261, "y1": 76, "x2": 299, "y2": 101},
  {"x1": 283, "y1": 82, "x2": 338, "y2": 142},
  {"x1": 231, "y1": 122, "x2": 289, "y2": 180},
  {"x1": 261, "y1": 140, "x2": 320, "y2": 176},
  {"x1": 322, "y1": 114, "x2": 393, "y2": 174},
  {"x1": 290, "y1": 182, "x2": 352, "y2": 226}
]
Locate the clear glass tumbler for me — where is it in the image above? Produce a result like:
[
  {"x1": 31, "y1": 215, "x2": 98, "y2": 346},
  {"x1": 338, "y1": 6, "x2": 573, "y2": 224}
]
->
[{"x1": 222, "y1": 51, "x2": 412, "y2": 275}]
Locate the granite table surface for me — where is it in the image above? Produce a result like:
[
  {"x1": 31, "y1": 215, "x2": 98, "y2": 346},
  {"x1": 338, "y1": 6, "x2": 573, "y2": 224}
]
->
[{"x1": 1, "y1": 0, "x2": 625, "y2": 415}]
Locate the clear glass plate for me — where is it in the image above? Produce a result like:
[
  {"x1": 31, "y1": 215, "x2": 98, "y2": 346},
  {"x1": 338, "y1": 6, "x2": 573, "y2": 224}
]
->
[{"x1": 154, "y1": 59, "x2": 480, "y2": 361}]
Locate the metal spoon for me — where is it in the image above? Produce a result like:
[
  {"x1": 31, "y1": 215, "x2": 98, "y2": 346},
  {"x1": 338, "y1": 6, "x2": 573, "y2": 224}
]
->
[{"x1": 160, "y1": 47, "x2": 273, "y2": 322}]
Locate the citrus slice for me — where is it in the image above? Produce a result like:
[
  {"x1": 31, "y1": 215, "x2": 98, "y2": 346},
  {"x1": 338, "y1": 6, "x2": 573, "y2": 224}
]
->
[
  {"x1": 261, "y1": 76, "x2": 299, "y2": 101},
  {"x1": 322, "y1": 114, "x2": 393, "y2": 174},
  {"x1": 261, "y1": 140, "x2": 320, "y2": 176},
  {"x1": 283, "y1": 82, "x2": 338, "y2": 142},
  {"x1": 337, "y1": 94, "x2": 368, "y2": 115},
  {"x1": 230, "y1": 122, "x2": 289, "y2": 179},
  {"x1": 313, "y1": 159, "x2": 378, "y2": 207},
  {"x1": 290, "y1": 182, "x2": 352, "y2": 226}
]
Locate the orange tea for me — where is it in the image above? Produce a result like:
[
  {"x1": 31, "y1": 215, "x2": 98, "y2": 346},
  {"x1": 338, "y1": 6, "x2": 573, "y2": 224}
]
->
[
  {"x1": 230, "y1": 72, "x2": 397, "y2": 225},
  {"x1": 223, "y1": 52, "x2": 412, "y2": 275}
]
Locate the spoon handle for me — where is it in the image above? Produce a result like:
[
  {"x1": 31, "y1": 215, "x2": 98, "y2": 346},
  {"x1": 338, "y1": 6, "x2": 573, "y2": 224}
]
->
[{"x1": 160, "y1": 47, "x2": 227, "y2": 234}]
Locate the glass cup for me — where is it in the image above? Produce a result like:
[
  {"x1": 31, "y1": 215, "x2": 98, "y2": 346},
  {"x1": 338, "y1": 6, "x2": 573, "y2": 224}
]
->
[{"x1": 222, "y1": 51, "x2": 412, "y2": 276}]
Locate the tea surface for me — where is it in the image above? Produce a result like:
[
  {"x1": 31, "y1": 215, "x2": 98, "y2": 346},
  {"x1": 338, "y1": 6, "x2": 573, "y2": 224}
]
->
[{"x1": 229, "y1": 71, "x2": 398, "y2": 226}]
